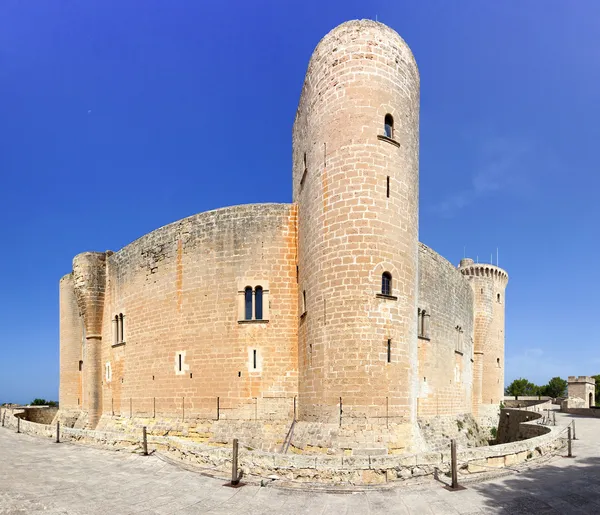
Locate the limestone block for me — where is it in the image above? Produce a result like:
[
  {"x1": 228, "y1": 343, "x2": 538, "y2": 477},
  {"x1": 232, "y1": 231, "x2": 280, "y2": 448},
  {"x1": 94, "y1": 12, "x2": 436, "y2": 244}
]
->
[{"x1": 486, "y1": 456, "x2": 505, "y2": 468}]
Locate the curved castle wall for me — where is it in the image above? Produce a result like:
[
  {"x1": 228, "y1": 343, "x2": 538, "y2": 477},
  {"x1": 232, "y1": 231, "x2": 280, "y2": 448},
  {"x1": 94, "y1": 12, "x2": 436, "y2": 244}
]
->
[
  {"x1": 60, "y1": 204, "x2": 298, "y2": 423},
  {"x1": 292, "y1": 20, "x2": 420, "y2": 439}
]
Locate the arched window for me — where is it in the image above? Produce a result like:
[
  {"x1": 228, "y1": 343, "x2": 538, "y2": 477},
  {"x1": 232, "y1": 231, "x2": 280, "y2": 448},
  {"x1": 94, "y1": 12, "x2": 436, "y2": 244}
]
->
[
  {"x1": 244, "y1": 287, "x2": 253, "y2": 320},
  {"x1": 384, "y1": 114, "x2": 394, "y2": 138},
  {"x1": 255, "y1": 286, "x2": 263, "y2": 320},
  {"x1": 118, "y1": 313, "x2": 124, "y2": 343},
  {"x1": 381, "y1": 272, "x2": 392, "y2": 296}
]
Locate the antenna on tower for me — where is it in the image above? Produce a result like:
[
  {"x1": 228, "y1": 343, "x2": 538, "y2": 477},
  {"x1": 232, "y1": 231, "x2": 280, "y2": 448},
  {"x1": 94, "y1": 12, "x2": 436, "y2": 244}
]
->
[
  {"x1": 476, "y1": 255, "x2": 478, "y2": 263},
  {"x1": 375, "y1": 13, "x2": 378, "y2": 22}
]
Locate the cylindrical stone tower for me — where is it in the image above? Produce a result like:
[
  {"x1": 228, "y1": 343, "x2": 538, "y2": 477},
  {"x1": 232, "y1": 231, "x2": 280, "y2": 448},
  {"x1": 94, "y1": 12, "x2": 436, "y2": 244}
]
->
[
  {"x1": 458, "y1": 259, "x2": 508, "y2": 423},
  {"x1": 293, "y1": 20, "x2": 420, "y2": 438},
  {"x1": 59, "y1": 273, "x2": 84, "y2": 411},
  {"x1": 72, "y1": 252, "x2": 107, "y2": 429}
]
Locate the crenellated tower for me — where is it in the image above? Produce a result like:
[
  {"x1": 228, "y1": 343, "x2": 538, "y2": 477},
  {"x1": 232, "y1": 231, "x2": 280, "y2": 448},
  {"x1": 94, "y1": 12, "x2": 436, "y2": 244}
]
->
[
  {"x1": 458, "y1": 259, "x2": 508, "y2": 423},
  {"x1": 293, "y1": 20, "x2": 420, "y2": 439}
]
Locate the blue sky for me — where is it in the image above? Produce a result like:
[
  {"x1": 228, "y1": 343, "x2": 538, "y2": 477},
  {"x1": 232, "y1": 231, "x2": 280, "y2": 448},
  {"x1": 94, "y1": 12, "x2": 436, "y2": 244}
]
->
[{"x1": 1, "y1": 1, "x2": 598, "y2": 404}]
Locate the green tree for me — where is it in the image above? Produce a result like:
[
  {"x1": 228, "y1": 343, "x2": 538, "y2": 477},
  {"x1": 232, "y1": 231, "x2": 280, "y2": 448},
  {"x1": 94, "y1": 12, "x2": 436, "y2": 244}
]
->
[
  {"x1": 30, "y1": 399, "x2": 57, "y2": 407},
  {"x1": 593, "y1": 375, "x2": 600, "y2": 405},
  {"x1": 542, "y1": 377, "x2": 568, "y2": 398},
  {"x1": 505, "y1": 378, "x2": 538, "y2": 397}
]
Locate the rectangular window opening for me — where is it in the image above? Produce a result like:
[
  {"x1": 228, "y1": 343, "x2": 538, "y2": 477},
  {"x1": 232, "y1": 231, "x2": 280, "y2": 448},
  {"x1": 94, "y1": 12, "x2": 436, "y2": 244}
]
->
[
  {"x1": 178, "y1": 354, "x2": 182, "y2": 372},
  {"x1": 386, "y1": 176, "x2": 390, "y2": 198},
  {"x1": 253, "y1": 349, "x2": 257, "y2": 369},
  {"x1": 387, "y1": 339, "x2": 391, "y2": 363}
]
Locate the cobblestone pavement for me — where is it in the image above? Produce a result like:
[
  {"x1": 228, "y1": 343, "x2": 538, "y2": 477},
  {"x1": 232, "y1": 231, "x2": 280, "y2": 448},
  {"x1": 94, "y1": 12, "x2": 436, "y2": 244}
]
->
[{"x1": 1, "y1": 412, "x2": 600, "y2": 514}]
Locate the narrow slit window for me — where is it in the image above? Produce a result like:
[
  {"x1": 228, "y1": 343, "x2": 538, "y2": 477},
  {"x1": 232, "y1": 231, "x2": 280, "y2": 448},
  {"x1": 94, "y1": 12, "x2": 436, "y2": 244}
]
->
[
  {"x1": 244, "y1": 287, "x2": 253, "y2": 320},
  {"x1": 497, "y1": 293, "x2": 501, "y2": 303},
  {"x1": 387, "y1": 339, "x2": 391, "y2": 363},
  {"x1": 302, "y1": 290, "x2": 307, "y2": 314},
  {"x1": 384, "y1": 114, "x2": 394, "y2": 138},
  {"x1": 253, "y1": 349, "x2": 257, "y2": 369},
  {"x1": 178, "y1": 354, "x2": 182, "y2": 372},
  {"x1": 386, "y1": 176, "x2": 390, "y2": 198},
  {"x1": 78, "y1": 360, "x2": 83, "y2": 372},
  {"x1": 381, "y1": 272, "x2": 392, "y2": 296},
  {"x1": 255, "y1": 286, "x2": 263, "y2": 320}
]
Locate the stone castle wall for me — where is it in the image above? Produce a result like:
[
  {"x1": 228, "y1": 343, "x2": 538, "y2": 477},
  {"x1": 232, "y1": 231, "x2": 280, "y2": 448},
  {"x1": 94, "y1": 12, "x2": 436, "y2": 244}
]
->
[
  {"x1": 60, "y1": 204, "x2": 299, "y2": 424},
  {"x1": 417, "y1": 243, "x2": 474, "y2": 418}
]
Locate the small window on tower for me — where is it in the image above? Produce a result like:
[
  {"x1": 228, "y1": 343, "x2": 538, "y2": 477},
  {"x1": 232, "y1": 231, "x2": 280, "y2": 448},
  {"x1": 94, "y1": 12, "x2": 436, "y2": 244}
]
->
[
  {"x1": 78, "y1": 360, "x2": 83, "y2": 372},
  {"x1": 384, "y1": 114, "x2": 394, "y2": 138},
  {"x1": 497, "y1": 293, "x2": 501, "y2": 303},
  {"x1": 381, "y1": 272, "x2": 392, "y2": 296}
]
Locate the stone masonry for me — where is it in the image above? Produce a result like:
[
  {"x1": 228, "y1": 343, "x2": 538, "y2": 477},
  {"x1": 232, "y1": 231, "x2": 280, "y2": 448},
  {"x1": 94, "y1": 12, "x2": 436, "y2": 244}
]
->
[{"x1": 57, "y1": 20, "x2": 509, "y2": 454}]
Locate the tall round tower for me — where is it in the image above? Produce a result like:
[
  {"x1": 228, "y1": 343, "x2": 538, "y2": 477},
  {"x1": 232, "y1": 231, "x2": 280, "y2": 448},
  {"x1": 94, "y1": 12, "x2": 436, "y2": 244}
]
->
[
  {"x1": 293, "y1": 20, "x2": 420, "y2": 442},
  {"x1": 458, "y1": 259, "x2": 508, "y2": 424}
]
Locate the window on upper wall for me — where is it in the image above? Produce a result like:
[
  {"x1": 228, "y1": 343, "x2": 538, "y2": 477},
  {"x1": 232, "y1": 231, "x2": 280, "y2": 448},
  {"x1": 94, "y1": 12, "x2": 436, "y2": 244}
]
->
[
  {"x1": 238, "y1": 281, "x2": 270, "y2": 322},
  {"x1": 384, "y1": 114, "x2": 394, "y2": 138},
  {"x1": 497, "y1": 293, "x2": 501, "y2": 303},
  {"x1": 105, "y1": 362, "x2": 112, "y2": 382},
  {"x1": 381, "y1": 272, "x2": 392, "y2": 296},
  {"x1": 244, "y1": 287, "x2": 253, "y2": 320},
  {"x1": 387, "y1": 339, "x2": 392, "y2": 363},
  {"x1": 255, "y1": 286, "x2": 263, "y2": 320},
  {"x1": 78, "y1": 360, "x2": 83, "y2": 372},
  {"x1": 418, "y1": 308, "x2": 430, "y2": 339},
  {"x1": 113, "y1": 313, "x2": 125, "y2": 345}
]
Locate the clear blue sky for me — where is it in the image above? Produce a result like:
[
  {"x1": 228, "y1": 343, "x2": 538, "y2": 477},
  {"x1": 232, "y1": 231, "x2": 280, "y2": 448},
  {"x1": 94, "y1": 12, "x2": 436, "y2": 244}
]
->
[{"x1": 1, "y1": 1, "x2": 598, "y2": 404}]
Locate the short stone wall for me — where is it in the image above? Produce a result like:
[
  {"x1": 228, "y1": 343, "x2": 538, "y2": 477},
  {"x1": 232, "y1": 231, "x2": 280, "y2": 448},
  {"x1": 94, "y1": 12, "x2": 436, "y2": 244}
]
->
[
  {"x1": 496, "y1": 409, "x2": 549, "y2": 444},
  {"x1": 0, "y1": 406, "x2": 569, "y2": 485},
  {"x1": 19, "y1": 406, "x2": 59, "y2": 424},
  {"x1": 562, "y1": 407, "x2": 600, "y2": 418}
]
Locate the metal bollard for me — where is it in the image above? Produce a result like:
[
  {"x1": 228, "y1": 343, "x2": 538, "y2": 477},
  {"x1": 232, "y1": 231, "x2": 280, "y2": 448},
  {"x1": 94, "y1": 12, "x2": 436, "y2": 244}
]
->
[
  {"x1": 142, "y1": 426, "x2": 148, "y2": 456},
  {"x1": 553, "y1": 411, "x2": 556, "y2": 426},
  {"x1": 17, "y1": 417, "x2": 20, "y2": 433},
  {"x1": 568, "y1": 426, "x2": 572, "y2": 457},
  {"x1": 572, "y1": 420, "x2": 577, "y2": 440},
  {"x1": 231, "y1": 438, "x2": 239, "y2": 486},
  {"x1": 451, "y1": 439, "x2": 458, "y2": 489},
  {"x1": 56, "y1": 421, "x2": 60, "y2": 443}
]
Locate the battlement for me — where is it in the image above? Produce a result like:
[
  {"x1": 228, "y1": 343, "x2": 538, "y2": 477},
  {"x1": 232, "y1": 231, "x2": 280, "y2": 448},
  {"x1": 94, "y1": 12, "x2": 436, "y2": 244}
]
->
[
  {"x1": 568, "y1": 376, "x2": 595, "y2": 384},
  {"x1": 458, "y1": 260, "x2": 508, "y2": 285}
]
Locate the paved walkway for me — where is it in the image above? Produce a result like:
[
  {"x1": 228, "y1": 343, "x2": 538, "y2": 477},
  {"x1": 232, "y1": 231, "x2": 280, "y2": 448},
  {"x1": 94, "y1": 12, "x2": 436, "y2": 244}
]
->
[{"x1": 1, "y1": 412, "x2": 600, "y2": 514}]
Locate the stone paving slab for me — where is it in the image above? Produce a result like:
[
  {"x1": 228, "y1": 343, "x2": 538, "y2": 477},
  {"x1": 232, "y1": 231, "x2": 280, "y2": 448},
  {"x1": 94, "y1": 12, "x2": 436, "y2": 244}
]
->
[{"x1": 1, "y1": 411, "x2": 600, "y2": 514}]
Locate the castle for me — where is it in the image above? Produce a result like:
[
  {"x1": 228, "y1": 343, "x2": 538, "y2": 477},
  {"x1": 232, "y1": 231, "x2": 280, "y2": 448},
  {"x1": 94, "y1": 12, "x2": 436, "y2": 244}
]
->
[{"x1": 58, "y1": 20, "x2": 508, "y2": 453}]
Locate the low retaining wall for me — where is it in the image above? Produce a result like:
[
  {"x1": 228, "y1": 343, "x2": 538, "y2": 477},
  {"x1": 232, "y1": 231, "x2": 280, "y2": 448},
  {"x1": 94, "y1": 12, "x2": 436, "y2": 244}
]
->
[
  {"x1": 496, "y1": 409, "x2": 550, "y2": 444},
  {"x1": 0, "y1": 407, "x2": 569, "y2": 485},
  {"x1": 562, "y1": 407, "x2": 600, "y2": 418}
]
